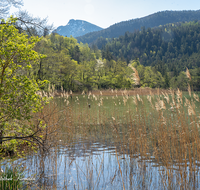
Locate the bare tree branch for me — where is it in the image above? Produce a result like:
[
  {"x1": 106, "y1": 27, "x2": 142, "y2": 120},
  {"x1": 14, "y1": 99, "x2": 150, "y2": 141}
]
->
[
  {"x1": 0, "y1": 0, "x2": 23, "y2": 19},
  {"x1": 14, "y1": 10, "x2": 54, "y2": 36},
  {"x1": 0, "y1": 1, "x2": 54, "y2": 36}
]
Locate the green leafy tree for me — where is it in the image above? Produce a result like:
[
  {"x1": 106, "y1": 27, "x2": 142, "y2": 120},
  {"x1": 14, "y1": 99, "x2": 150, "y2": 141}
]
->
[
  {"x1": 0, "y1": 17, "x2": 49, "y2": 157},
  {"x1": 169, "y1": 72, "x2": 189, "y2": 90},
  {"x1": 142, "y1": 67, "x2": 164, "y2": 88}
]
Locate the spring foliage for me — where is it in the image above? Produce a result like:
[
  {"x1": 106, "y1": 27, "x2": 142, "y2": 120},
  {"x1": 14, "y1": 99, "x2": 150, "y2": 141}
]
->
[{"x1": 0, "y1": 17, "x2": 49, "y2": 156}]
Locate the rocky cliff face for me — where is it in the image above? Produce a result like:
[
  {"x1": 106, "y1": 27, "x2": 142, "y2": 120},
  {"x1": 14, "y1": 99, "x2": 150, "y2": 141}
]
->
[{"x1": 54, "y1": 19, "x2": 103, "y2": 37}]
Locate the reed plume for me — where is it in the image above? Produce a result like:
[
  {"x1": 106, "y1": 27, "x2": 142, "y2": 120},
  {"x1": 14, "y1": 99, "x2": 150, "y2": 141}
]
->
[
  {"x1": 188, "y1": 83, "x2": 191, "y2": 97},
  {"x1": 186, "y1": 67, "x2": 191, "y2": 80},
  {"x1": 193, "y1": 93, "x2": 199, "y2": 102}
]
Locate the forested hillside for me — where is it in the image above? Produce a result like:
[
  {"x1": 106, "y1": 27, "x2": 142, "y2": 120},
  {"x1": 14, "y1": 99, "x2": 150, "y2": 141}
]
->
[
  {"x1": 31, "y1": 28, "x2": 200, "y2": 91},
  {"x1": 32, "y1": 33, "x2": 168, "y2": 91},
  {"x1": 90, "y1": 21, "x2": 200, "y2": 90},
  {"x1": 100, "y1": 21, "x2": 200, "y2": 67},
  {"x1": 77, "y1": 10, "x2": 200, "y2": 45}
]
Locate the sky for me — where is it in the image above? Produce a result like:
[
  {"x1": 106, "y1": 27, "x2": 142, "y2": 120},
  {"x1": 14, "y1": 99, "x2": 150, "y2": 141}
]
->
[{"x1": 10, "y1": 0, "x2": 200, "y2": 29}]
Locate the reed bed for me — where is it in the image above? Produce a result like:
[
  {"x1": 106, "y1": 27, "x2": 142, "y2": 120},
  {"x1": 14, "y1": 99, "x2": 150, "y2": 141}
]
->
[
  {"x1": 2, "y1": 87, "x2": 200, "y2": 189},
  {"x1": 54, "y1": 87, "x2": 200, "y2": 189},
  {"x1": 81, "y1": 88, "x2": 168, "y2": 96}
]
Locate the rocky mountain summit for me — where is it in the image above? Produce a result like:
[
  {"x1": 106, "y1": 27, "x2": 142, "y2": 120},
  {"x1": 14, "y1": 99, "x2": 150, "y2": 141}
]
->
[{"x1": 54, "y1": 19, "x2": 103, "y2": 37}]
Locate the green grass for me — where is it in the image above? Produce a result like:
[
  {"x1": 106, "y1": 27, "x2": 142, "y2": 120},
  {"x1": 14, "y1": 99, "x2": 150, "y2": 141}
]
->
[{"x1": 0, "y1": 165, "x2": 24, "y2": 190}]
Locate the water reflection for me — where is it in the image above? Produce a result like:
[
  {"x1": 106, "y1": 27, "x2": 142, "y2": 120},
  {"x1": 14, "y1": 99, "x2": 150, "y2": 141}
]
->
[{"x1": 11, "y1": 136, "x2": 200, "y2": 189}]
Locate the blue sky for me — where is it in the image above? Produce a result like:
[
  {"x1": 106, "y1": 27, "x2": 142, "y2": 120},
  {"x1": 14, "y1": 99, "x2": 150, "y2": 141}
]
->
[{"x1": 10, "y1": 0, "x2": 200, "y2": 28}]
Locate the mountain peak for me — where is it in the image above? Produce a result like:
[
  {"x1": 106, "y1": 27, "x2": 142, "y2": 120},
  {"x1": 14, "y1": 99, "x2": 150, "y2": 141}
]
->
[{"x1": 55, "y1": 19, "x2": 103, "y2": 38}]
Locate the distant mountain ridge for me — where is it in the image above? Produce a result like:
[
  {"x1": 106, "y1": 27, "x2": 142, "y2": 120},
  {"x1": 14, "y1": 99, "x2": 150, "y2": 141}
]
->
[
  {"x1": 76, "y1": 10, "x2": 200, "y2": 45},
  {"x1": 54, "y1": 19, "x2": 103, "y2": 37}
]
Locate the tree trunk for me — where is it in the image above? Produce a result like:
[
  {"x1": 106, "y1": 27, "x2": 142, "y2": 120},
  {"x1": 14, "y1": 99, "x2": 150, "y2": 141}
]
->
[{"x1": 0, "y1": 130, "x2": 2, "y2": 145}]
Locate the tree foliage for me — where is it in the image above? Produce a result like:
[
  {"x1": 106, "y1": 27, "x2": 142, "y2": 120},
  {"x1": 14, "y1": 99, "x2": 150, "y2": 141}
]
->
[{"x1": 0, "y1": 17, "x2": 49, "y2": 157}]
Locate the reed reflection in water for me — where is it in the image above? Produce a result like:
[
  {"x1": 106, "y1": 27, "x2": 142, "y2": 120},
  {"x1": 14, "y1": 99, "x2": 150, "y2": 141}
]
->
[{"x1": 21, "y1": 137, "x2": 200, "y2": 190}]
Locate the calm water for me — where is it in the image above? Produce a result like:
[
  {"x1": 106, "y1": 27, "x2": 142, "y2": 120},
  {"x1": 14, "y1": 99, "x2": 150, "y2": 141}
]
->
[{"x1": 5, "y1": 136, "x2": 200, "y2": 189}]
